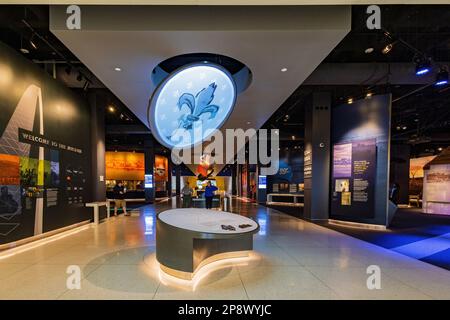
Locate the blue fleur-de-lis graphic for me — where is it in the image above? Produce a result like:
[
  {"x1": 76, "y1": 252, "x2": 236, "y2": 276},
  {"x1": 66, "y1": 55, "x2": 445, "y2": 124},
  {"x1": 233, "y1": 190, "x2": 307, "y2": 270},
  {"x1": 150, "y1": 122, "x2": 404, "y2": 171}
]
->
[{"x1": 176, "y1": 82, "x2": 220, "y2": 130}]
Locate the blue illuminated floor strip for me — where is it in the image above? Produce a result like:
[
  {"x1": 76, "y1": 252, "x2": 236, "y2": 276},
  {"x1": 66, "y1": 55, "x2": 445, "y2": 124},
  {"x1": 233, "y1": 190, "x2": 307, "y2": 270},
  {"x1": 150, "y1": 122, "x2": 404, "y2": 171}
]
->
[{"x1": 391, "y1": 232, "x2": 450, "y2": 259}]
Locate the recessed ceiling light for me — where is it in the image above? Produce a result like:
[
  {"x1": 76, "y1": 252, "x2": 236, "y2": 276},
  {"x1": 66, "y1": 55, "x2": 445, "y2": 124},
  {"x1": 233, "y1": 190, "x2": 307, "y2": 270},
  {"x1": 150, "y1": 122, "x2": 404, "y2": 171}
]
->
[
  {"x1": 108, "y1": 106, "x2": 115, "y2": 113},
  {"x1": 114, "y1": 67, "x2": 122, "y2": 72},
  {"x1": 281, "y1": 68, "x2": 288, "y2": 72},
  {"x1": 347, "y1": 98, "x2": 353, "y2": 104},
  {"x1": 438, "y1": 147, "x2": 443, "y2": 151},
  {"x1": 20, "y1": 48, "x2": 29, "y2": 54},
  {"x1": 365, "y1": 47, "x2": 374, "y2": 54}
]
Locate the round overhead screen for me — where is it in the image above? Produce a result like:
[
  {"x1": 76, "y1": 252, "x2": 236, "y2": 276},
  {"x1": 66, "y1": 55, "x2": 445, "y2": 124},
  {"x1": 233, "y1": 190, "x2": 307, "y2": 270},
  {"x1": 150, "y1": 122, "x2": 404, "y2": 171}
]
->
[{"x1": 148, "y1": 62, "x2": 237, "y2": 149}]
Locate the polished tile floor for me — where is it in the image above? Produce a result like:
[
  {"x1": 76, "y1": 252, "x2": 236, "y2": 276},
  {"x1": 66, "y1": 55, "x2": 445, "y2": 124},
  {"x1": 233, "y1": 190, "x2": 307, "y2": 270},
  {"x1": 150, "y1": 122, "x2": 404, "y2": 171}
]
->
[{"x1": 1, "y1": 198, "x2": 450, "y2": 300}]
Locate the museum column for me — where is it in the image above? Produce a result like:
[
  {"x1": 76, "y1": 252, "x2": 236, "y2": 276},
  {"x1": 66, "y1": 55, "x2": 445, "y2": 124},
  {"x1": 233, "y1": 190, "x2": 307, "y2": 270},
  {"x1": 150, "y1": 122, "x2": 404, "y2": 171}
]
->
[
  {"x1": 232, "y1": 163, "x2": 238, "y2": 195},
  {"x1": 303, "y1": 92, "x2": 331, "y2": 220},
  {"x1": 175, "y1": 165, "x2": 181, "y2": 196},
  {"x1": 88, "y1": 91, "x2": 106, "y2": 202},
  {"x1": 144, "y1": 138, "x2": 155, "y2": 203}
]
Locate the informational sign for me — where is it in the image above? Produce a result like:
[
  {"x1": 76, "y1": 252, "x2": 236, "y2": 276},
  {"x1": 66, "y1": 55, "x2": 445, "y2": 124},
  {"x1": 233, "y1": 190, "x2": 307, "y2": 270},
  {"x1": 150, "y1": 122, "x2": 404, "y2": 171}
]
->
[
  {"x1": 423, "y1": 164, "x2": 450, "y2": 215},
  {"x1": 144, "y1": 174, "x2": 153, "y2": 188},
  {"x1": 333, "y1": 143, "x2": 352, "y2": 178},
  {"x1": 331, "y1": 139, "x2": 376, "y2": 218},
  {"x1": 258, "y1": 175, "x2": 267, "y2": 189},
  {"x1": 331, "y1": 94, "x2": 391, "y2": 225}
]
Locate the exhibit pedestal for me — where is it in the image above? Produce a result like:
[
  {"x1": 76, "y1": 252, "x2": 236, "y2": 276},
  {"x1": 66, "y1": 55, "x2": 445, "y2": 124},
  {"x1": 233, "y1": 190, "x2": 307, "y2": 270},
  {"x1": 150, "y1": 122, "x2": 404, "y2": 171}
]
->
[{"x1": 156, "y1": 209, "x2": 259, "y2": 280}]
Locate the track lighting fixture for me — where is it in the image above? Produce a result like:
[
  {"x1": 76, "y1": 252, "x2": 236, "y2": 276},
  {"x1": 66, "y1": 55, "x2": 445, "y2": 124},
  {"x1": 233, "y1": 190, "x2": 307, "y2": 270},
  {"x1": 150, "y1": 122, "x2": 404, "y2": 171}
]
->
[
  {"x1": 29, "y1": 34, "x2": 37, "y2": 50},
  {"x1": 435, "y1": 68, "x2": 449, "y2": 86},
  {"x1": 382, "y1": 42, "x2": 396, "y2": 55},
  {"x1": 415, "y1": 56, "x2": 432, "y2": 76}
]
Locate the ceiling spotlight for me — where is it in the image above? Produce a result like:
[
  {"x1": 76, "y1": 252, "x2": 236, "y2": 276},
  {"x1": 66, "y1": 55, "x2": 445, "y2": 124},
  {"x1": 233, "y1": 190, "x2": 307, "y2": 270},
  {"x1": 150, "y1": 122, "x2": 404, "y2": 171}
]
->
[
  {"x1": 382, "y1": 42, "x2": 396, "y2": 55},
  {"x1": 281, "y1": 68, "x2": 288, "y2": 72},
  {"x1": 76, "y1": 72, "x2": 83, "y2": 82},
  {"x1": 438, "y1": 147, "x2": 443, "y2": 151},
  {"x1": 365, "y1": 92, "x2": 373, "y2": 98},
  {"x1": 108, "y1": 105, "x2": 115, "y2": 113},
  {"x1": 415, "y1": 58, "x2": 431, "y2": 76},
  {"x1": 114, "y1": 67, "x2": 122, "y2": 72},
  {"x1": 29, "y1": 34, "x2": 38, "y2": 50},
  {"x1": 291, "y1": 135, "x2": 295, "y2": 140},
  {"x1": 19, "y1": 35, "x2": 29, "y2": 54},
  {"x1": 365, "y1": 47, "x2": 374, "y2": 54},
  {"x1": 435, "y1": 68, "x2": 449, "y2": 86},
  {"x1": 347, "y1": 98, "x2": 353, "y2": 104},
  {"x1": 402, "y1": 126, "x2": 407, "y2": 130}
]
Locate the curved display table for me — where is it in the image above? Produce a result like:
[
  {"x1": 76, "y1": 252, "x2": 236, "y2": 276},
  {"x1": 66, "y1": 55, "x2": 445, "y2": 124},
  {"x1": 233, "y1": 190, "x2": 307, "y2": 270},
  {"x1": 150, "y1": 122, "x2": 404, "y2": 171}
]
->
[{"x1": 156, "y1": 209, "x2": 259, "y2": 280}]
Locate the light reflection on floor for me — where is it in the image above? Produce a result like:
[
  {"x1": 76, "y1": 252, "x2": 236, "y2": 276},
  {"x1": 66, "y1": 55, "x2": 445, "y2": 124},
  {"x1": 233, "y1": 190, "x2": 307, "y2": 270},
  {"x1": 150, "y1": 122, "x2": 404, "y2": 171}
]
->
[{"x1": 0, "y1": 199, "x2": 449, "y2": 299}]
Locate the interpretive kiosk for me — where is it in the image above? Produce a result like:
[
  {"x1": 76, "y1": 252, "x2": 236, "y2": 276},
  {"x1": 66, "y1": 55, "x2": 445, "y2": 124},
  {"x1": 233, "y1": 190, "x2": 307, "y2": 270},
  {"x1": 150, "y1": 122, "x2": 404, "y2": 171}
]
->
[{"x1": 156, "y1": 209, "x2": 259, "y2": 279}]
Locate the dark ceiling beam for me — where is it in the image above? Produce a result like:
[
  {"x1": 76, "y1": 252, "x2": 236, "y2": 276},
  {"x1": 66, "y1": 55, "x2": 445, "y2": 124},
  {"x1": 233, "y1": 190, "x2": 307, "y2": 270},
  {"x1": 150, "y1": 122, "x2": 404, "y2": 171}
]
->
[
  {"x1": 303, "y1": 62, "x2": 449, "y2": 86},
  {"x1": 106, "y1": 124, "x2": 151, "y2": 135}
]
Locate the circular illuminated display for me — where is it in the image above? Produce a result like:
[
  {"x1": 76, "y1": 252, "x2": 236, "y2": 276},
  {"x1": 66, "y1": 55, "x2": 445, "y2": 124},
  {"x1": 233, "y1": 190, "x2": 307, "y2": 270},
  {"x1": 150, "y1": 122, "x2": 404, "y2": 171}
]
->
[{"x1": 148, "y1": 62, "x2": 237, "y2": 149}]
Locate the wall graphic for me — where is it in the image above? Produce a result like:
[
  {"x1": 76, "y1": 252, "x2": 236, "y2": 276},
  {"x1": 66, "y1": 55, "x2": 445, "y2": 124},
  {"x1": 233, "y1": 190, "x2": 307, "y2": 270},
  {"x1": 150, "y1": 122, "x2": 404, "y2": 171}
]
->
[
  {"x1": 105, "y1": 151, "x2": 145, "y2": 181},
  {"x1": 410, "y1": 155, "x2": 436, "y2": 179},
  {"x1": 0, "y1": 42, "x2": 91, "y2": 244},
  {"x1": 331, "y1": 94, "x2": 391, "y2": 226}
]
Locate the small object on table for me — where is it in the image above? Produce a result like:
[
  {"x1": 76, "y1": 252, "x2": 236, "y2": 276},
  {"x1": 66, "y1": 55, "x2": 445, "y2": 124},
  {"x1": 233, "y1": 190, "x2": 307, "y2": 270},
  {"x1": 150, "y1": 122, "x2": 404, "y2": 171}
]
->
[
  {"x1": 221, "y1": 224, "x2": 236, "y2": 231},
  {"x1": 239, "y1": 224, "x2": 252, "y2": 229}
]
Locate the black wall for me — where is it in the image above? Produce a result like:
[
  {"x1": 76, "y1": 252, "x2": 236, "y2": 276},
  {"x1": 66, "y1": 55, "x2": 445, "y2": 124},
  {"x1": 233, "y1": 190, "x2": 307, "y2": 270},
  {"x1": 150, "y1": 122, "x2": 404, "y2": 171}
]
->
[{"x1": 0, "y1": 42, "x2": 92, "y2": 244}]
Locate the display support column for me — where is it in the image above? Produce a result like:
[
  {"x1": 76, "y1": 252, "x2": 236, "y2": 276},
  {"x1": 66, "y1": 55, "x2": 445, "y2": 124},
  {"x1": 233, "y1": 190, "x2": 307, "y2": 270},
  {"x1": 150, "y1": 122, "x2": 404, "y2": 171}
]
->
[
  {"x1": 167, "y1": 159, "x2": 173, "y2": 197},
  {"x1": 144, "y1": 138, "x2": 155, "y2": 203},
  {"x1": 175, "y1": 165, "x2": 181, "y2": 196},
  {"x1": 88, "y1": 91, "x2": 106, "y2": 203},
  {"x1": 303, "y1": 92, "x2": 331, "y2": 221},
  {"x1": 231, "y1": 163, "x2": 238, "y2": 196}
]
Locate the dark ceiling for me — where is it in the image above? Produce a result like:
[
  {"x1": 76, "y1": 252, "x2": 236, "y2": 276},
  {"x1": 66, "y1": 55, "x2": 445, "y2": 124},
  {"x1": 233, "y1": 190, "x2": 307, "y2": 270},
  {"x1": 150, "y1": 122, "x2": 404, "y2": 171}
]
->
[
  {"x1": 0, "y1": 5, "x2": 159, "y2": 153},
  {"x1": 264, "y1": 5, "x2": 450, "y2": 158},
  {"x1": 1, "y1": 5, "x2": 449, "y2": 158}
]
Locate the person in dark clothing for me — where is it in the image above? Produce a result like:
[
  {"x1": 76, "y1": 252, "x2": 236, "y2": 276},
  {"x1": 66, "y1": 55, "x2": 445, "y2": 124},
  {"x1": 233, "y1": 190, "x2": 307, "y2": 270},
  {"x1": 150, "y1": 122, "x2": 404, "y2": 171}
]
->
[
  {"x1": 204, "y1": 181, "x2": 218, "y2": 210},
  {"x1": 113, "y1": 181, "x2": 129, "y2": 216},
  {"x1": 389, "y1": 182, "x2": 400, "y2": 205}
]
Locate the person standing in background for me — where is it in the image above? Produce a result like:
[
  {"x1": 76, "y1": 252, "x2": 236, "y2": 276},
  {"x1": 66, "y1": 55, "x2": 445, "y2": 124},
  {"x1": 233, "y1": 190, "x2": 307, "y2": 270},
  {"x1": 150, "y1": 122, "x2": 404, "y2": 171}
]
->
[
  {"x1": 181, "y1": 181, "x2": 193, "y2": 208},
  {"x1": 113, "y1": 181, "x2": 129, "y2": 216},
  {"x1": 204, "y1": 181, "x2": 218, "y2": 210}
]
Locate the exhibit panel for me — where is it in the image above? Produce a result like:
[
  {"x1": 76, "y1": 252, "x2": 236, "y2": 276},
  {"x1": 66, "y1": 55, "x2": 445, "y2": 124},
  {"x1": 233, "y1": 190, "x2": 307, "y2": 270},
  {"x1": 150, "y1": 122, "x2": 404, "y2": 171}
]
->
[
  {"x1": 330, "y1": 94, "x2": 392, "y2": 226},
  {"x1": 422, "y1": 149, "x2": 450, "y2": 215},
  {"x1": 0, "y1": 42, "x2": 92, "y2": 245}
]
